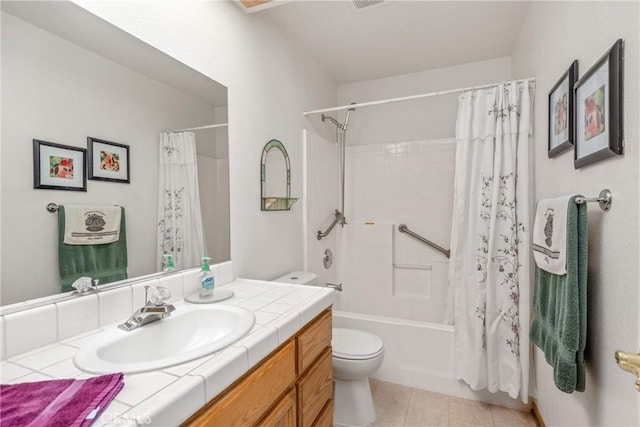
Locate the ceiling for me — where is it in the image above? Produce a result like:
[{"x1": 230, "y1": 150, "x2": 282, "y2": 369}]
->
[{"x1": 265, "y1": 1, "x2": 532, "y2": 84}]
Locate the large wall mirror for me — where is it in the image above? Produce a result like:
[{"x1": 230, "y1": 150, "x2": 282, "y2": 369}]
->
[{"x1": 1, "y1": 1, "x2": 230, "y2": 306}]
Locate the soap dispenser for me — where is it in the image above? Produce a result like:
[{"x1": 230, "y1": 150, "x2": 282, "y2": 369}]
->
[
  {"x1": 162, "y1": 254, "x2": 174, "y2": 272},
  {"x1": 199, "y1": 256, "x2": 214, "y2": 297}
]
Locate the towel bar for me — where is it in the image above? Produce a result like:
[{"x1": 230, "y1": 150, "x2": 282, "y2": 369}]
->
[
  {"x1": 574, "y1": 189, "x2": 612, "y2": 211},
  {"x1": 46, "y1": 203, "x2": 123, "y2": 213}
]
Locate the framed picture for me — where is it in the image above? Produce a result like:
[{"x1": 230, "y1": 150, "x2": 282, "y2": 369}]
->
[
  {"x1": 87, "y1": 137, "x2": 130, "y2": 183},
  {"x1": 33, "y1": 139, "x2": 87, "y2": 191},
  {"x1": 548, "y1": 60, "x2": 578, "y2": 157},
  {"x1": 574, "y1": 39, "x2": 624, "y2": 169}
]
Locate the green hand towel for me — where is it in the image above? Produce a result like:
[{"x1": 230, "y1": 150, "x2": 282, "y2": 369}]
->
[
  {"x1": 58, "y1": 206, "x2": 128, "y2": 292},
  {"x1": 530, "y1": 196, "x2": 587, "y2": 393}
]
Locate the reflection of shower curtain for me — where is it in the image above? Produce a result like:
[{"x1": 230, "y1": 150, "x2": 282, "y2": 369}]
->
[
  {"x1": 157, "y1": 131, "x2": 205, "y2": 271},
  {"x1": 446, "y1": 81, "x2": 533, "y2": 402}
]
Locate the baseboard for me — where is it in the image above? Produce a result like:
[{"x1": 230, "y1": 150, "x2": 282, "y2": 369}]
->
[{"x1": 532, "y1": 400, "x2": 546, "y2": 427}]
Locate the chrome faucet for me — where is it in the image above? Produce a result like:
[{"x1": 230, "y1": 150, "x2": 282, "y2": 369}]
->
[{"x1": 118, "y1": 286, "x2": 175, "y2": 331}]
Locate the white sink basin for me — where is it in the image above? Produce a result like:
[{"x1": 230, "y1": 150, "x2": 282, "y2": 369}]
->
[{"x1": 74, "y1": 304, "x2": 255, "y2": 374}]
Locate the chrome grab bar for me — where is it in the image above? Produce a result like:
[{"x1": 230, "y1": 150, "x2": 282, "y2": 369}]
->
[
  {"x1": 398, "y1": 224, "x2": 450, "y2": 258},
  {"x1": 317, "y1": 210, "x2": 343, "y2": 240}
]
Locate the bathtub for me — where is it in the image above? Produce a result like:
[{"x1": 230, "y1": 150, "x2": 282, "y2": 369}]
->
[{"x1": 333, "y1": 310, "x2": 530, "y2": 411}]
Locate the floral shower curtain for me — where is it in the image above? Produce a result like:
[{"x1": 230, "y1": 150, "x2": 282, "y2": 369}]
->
[
  {"x1": 157, "y1": 131, "x2": 205, "y2": 271},
  {"x1": 446, "y1": 81, "x2": 534, "y2": 402}
]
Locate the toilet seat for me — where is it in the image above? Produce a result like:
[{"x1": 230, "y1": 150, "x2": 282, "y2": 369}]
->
[{"x1": 332, "y1": 328, "x2": 384, "y2": 360}]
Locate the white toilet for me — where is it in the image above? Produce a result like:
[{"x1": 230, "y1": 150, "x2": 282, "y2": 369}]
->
[
  {"x1": 273, "y1": 272, "x2": 385, "y2": 427},
  {"x1": 332, "y1": 327, "x2": 384, "y2": 427}
]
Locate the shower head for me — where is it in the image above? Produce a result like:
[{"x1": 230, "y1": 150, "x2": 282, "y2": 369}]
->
[
  {"x1": 322, "y1": 102, "x2": 356, "y2": 131},
  {"x1": 321, "y1": 114, "x2": 342, "y2": 128},
  {"x1": 343, "y1": 104, "x2": 356, "y2": 129}
]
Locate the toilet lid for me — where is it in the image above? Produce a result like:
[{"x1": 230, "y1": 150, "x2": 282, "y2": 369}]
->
[{"x1": 332, "y1": 328, "x2": 384, "y2": 360}]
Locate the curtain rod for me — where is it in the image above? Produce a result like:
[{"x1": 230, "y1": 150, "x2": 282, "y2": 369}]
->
[
  {"x1": 164, "y1": 123, "x2": 229, "y2": 133},
  {"x1": 303, "y1": 77, "x2": 536, "y2": 116}
]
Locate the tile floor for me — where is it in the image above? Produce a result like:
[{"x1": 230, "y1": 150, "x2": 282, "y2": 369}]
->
[{"x1": 369, "y1": 380, "x2": 538, "y2": 427}]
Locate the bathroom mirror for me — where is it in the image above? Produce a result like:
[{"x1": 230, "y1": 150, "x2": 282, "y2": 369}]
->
[
  {"x1": 0, "y1": 1, "x2": 230, "y2": 307},
  {"x1": 260, "y1": 139, "x2": 298, "y2": 211}
]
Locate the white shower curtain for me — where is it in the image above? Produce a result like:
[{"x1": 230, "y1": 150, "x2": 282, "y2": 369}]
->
[
  {"x1": 157, "y1": 131, "x2": 205, "y2": 271},
  {"x1": 446, "y1": 81, "x2": 533, "y2": 402}
]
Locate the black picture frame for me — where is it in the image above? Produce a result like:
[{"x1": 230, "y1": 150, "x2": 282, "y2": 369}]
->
[
  {"x1": 87, "y1": 137, "x2": 130, "y2": 183},
  {"x1": 548, "y1": 60, "x2": 578, "y2": 157},
  {"x1": 33, "y1": 139, "x2": 87, "y2": 191},
  {"x1": 574, "y1": 39, "x2": 624, "y2": 169}
]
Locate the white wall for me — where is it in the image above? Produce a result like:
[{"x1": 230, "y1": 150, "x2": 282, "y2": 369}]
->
[
  {"x1": 337, "y1": 57, "x2": 511, "y2": 145},
  {"x1": 511, "y1": 2, "x2": 639, "y2": 425},
  {"x1": 302, "y1": 129, "x2": 339, "y2": 288},
  {"x1": 72, "y1": 0, "x2": 337, "y2": 282},
  {"x1": 1, "y1": 12, "x2": 218, "y2": 304},
  {"x1": 336, "y1": 139, "x2": 454, "y2": 323}
]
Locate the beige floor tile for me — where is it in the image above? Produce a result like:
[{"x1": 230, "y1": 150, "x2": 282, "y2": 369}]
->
[
  {"x1": 449, "y1": 397, "x2": 493, "y2": 427},
  {"x1": 371, "y1": 381, "x2": 411, "y2": 426},
  {"x1": 404, "y1": 388, "x2": 450, "y2": 426},
  {"x1": 409, "y1": 388, "x2": 450, "y2": 416},
  {"x1": 406, "y1": 403, "x2": 449, "y2": 427},
  {"x1": 370, "y1": 377, "x2": 380, "y2": 394},
  {"x1": 490, "y1": 405, "x2": 537, "y2": 427}
]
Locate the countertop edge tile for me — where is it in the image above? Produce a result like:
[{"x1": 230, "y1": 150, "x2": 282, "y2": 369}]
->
[
  {"x1": 188, "y1": 345, "x2": 249, "y2": 401},
  {"x1": 129, "y1": 375, "x2": 206, "y2": 427}
]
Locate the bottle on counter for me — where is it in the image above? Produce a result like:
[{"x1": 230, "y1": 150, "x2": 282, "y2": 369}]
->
[{"x1": 199, "y1": 256, "x2": 214, "y2": 297}]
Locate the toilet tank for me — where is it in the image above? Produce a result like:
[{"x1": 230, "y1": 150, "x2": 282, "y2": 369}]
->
[{"x1": 272, "y1": 271, "x2": 318, "y2": 286}]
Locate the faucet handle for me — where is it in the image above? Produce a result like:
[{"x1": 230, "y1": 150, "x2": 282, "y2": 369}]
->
[{"x1": 146, "y1": 286, "x2": 171, "y2": 306}]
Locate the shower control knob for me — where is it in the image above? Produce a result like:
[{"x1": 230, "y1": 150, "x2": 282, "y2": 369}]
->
[{"x1": 323, "y1": 249, "x2": 333, "y2": 269}]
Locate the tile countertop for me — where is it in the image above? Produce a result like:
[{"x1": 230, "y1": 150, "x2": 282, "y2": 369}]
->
[{"x1": 0, "y1": 279, "x2": 334, "y2": 427}]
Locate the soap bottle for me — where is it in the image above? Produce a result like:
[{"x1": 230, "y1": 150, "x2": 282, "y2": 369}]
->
[
  {"x1": 199, "y1": 257, "x2": 214, "y2": 297},
  {"x1": 162, "y1": 254, "x2": 174, "y2": 272}
]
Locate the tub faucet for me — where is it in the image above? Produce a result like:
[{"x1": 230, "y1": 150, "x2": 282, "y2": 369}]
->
[{"x1": 118, "y1": 286, "x2": 175, "y2": 331}]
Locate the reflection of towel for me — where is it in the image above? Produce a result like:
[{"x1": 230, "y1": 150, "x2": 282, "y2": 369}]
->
[
  {"x1": 533, "y1": 195, "x2": 574, "y2": 275},
  {"x1": 59, "y1": 206, "x2": 128, "y2": 292},
  {"x1": 0, "y1": 373, "x2": 124, "y2": 427},
  {"x1": 530, "y1": 196, "x2": 587, "y2": 393},
  {"x1": 63, "y1": 205, "x2": 121, "y2": 245}
]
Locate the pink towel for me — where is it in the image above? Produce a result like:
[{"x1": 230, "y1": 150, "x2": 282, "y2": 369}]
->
[{"x1": 0, "y1": 373, "x2": 124, "y2": 427}]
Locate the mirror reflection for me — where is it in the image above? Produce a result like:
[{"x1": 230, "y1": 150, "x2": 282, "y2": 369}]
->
[{"x1": 1, "y1": 2, "x2": 230, "y2": 305}]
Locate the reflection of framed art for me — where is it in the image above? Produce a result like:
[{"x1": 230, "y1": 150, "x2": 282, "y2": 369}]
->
[
  {"x1": 33, "y1": 139, "x2": 87, "y2": 191},
  {"x1": 548, "y1": 60, "x2": 578, "y2": 157},
  {"x1": 88, "y1": 137, "x2": 130, "y2": 183},
  {"x1": 574, "y1": 39, "x2": 624, "y2": 169}
]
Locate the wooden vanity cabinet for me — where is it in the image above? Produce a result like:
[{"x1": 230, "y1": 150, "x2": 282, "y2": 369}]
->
[{"x1": 183, "y1": 308, "x2": 333, "y2": 427}]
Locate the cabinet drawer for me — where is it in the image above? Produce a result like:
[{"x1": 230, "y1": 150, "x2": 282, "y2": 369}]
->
[
  {"x1": 297, "y1": 347, "x2": 333, "y2": 427},
  {"x1": 257, "y1": 388, "x2": 296, "y2": 427},
  {"x1": 311, "y1": 400, "x2": 333, "y2": 427},
  {"x1": 296, "y1": 309, "x2": 332, "y2": 374},
  {"x1": 187, "y1": 340, "x2": 296, "y2": 427}
]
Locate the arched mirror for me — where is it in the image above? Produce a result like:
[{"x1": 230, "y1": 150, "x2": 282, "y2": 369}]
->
[{"x1": 260, "y1": 139, "x2": 297, "y2": 211}]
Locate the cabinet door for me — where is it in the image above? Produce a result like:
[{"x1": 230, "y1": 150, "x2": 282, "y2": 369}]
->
[
  {"x1": 311, "y1": 400, "x2": 333, "y2": 427},
  {"x1": 297, "y1": 310, "x2": 332, "y2": 375},
  {"x1": 257, "y1": 388, "x2": 296, "y2": 427},
  {"x1": 297, "y1": 348, "x2": 333, "y2": 427},
  {"x1": 186, "y1": 341, "x2": 296, "y2": 427}
]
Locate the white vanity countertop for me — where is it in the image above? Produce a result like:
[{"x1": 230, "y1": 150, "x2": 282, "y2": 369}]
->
[{"x1": 0, "y1": 280, "x2": 333, "y2": 427}]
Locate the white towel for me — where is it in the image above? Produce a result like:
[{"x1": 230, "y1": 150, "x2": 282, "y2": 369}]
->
[
  {"x1": 533, "y1": 195, "x2": 574, "y2": 275},
  {"x1": 63, "y1": 205, "x2": 121, "y2": 245}
]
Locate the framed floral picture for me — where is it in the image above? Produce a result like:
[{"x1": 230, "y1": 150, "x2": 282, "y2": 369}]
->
[
  {"x1": 574, "y1": 39, "x2": 624, "y2": 169},
  {"x1": 33, "y1": 139, "x2": 87, "y2": 191},
  {"x1": 548, "y1": 60, "x2": 578, "y2": 157},
  {"x1": 87, "y1": 137, "x2": 130, "y2": 183}
]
